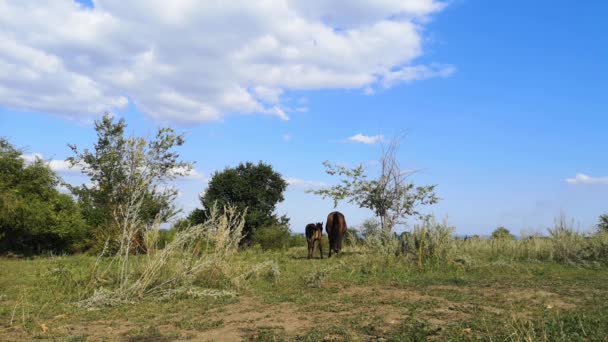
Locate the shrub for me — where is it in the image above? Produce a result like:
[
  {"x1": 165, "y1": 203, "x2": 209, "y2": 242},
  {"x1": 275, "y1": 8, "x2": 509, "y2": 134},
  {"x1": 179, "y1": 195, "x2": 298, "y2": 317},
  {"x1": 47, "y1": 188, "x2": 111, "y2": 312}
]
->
[
  {"x1": 288, "y1": 233, "x2": 307, "y2": 248},
  {"x1": 598, "y1": 214, "x2": 608, "y2": 233},
  {"x1": 0, "y1": 138, "x2": 89, "y2": 255},
  {"x1": 343, "y1": 228, "x2": 363, "y2": 247},
  {"x1": 491, "y1": 226, "x2": 514, "y2": 240},
  {"x1": 251, "y1": 225, "x2": 292, "y2": 251}
]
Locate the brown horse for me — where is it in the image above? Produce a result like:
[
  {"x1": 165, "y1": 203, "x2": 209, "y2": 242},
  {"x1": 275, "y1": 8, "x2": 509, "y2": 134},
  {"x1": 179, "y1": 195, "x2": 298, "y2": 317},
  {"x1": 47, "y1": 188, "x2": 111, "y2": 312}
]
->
[
  {"x1": 325, "y1": 211, "x2": 347, "y2": 257},
  {"x1": 305, "y1": 222, "x2": 323, "y2": 259}
]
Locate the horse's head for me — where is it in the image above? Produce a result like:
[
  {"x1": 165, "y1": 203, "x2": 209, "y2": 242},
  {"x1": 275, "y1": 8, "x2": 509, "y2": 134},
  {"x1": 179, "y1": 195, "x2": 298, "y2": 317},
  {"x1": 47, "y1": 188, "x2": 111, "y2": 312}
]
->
[{"x1": 315, "y1": 222, "x2": 323, "y2": 231}]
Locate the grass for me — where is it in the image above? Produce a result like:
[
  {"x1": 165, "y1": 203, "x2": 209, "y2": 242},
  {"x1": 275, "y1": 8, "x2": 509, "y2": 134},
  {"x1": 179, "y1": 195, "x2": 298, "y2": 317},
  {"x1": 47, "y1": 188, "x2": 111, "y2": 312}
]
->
[{"x1": 1, "y1": 244, "x2": 608, "y2": 341}]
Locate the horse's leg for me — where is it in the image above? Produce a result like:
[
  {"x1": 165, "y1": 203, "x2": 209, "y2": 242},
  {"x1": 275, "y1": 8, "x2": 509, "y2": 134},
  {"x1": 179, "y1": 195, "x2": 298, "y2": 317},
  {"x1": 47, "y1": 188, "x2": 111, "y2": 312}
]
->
[
  {"x1": 328, "y1": 239, "x2": 332, "y2": 258},
  {"x1": 318, "y1": 238, "x2": 323, "y2": 259},
  {"x1": 307, "y1": 239, "x2": 312, "y2": 259}
]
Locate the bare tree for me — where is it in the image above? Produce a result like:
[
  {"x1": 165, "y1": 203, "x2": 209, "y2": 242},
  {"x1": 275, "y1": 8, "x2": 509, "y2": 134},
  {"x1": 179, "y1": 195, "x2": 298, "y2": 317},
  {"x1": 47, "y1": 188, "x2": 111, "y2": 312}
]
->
[{"x1": 309, "y1": 136, "x2": 439, "y2": 232}]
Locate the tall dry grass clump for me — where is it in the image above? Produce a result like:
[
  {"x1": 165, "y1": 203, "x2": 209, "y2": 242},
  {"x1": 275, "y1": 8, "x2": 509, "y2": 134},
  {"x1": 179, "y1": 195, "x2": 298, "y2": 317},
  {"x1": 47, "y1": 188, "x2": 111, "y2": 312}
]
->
[
  {"x1": 403, "y1": 216, "x2": 456, "y2": 268},
  {"x1": 77, "y1": 205, "x2": 248, "y2": 308},
  {"x1": 547, "y1": 212, "x2": 586, "y2": 263}
]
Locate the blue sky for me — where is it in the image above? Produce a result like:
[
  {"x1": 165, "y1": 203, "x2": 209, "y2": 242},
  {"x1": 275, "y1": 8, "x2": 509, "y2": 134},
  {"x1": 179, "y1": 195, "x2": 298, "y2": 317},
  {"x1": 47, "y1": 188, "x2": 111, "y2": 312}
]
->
[{"x1": 1, "y1": 0, "x2": 606, "y2": 235}]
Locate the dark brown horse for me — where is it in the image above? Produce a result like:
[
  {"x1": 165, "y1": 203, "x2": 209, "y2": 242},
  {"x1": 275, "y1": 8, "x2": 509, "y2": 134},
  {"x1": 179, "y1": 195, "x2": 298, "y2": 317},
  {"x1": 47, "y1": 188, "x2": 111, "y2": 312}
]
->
[
  {"x1": 325, "y1": 211, "x2": 347, "y2": 257},
  {"x1": 305, "y1": 222, "x2": 323, "y2": 259}
]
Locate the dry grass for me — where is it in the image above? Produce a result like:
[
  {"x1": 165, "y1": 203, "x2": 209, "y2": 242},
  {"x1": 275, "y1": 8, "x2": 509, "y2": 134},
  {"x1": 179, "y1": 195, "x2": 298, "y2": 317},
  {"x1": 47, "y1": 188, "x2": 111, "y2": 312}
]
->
[{"x1": 76, "y1": 205, "x2": 248, "y2": 308}]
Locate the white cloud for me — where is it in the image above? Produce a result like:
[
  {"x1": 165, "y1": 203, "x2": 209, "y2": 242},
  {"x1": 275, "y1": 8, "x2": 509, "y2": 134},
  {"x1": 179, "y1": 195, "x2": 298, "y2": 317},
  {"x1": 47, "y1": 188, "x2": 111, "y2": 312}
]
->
[
  {"x1": 382, "y1": 64, "x2": 455, "y2": 87},
  {"x1": 346, "y1": 133, "x2": 384, "y2": 144},
  {"x1": 21, "y1": 153, "x2": 205, "y2": 180},
  {"x1": 21, "y1": 153, "x2": 43, "y2": 164},
  {"x1": 181, "y1": 169, "x2": 206, "y2": 181},
  {"x1": 0, "y1": 0, "x2": 449, "y2": 123},
  {"x1": 566, "y1": 173, "x2": 608, "y2": 185},
  {"x1": 286, "y1": 177, "x2": 326, "y2": 189},
  {"x1": 169, "y1": 166, "x2": 206, "y2": 181},
  {"x1": 21, "y1": 153, "x2": 81, "y2": 173}
]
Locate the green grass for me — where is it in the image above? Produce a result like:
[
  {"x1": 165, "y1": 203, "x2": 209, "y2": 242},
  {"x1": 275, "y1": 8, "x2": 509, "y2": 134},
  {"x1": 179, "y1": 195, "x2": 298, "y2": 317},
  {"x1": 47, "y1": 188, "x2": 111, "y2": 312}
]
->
[{"x1": 2, "y1": 246, "x2": 608, "y2": 341}]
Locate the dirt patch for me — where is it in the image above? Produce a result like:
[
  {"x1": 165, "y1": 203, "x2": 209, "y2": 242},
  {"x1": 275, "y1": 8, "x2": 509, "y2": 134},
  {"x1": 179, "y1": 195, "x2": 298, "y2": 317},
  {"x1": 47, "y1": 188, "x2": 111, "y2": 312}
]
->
[
  {"x1": 328, "y1": 285, "x2": 473, "y2": 331},
  {"x1": 200, "y1": 296, "x2": 310, "y2": 341},
  {"x1": 504, "y1": 289, "x2": 577, "y2": 310},
  {"x1": 339, "y1": 284, "x2": 437, "y2": 303}
]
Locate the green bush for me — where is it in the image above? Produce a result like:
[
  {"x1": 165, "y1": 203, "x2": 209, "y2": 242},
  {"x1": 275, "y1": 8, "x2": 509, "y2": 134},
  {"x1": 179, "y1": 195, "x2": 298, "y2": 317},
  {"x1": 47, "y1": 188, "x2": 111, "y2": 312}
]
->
[
  {"x1": 251, "y1": 225, "x2": 292, "y2": 251},
  {"x1": 598, "y1": 214, "x2": 608, "y2": 233},
  {"x1": 288, "y1": 233, "x2": 307, "y2": 248},
  {"x1": 492, "y1": 226, "x2": 514, "y2": 240},
  {"x1": 0, "y1": 138, "x2": 89, "y2": 255}
]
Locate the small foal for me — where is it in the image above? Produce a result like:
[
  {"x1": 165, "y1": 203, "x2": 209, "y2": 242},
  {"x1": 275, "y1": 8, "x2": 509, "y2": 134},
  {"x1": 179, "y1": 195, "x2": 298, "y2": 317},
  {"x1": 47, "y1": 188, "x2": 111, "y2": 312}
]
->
[{"x1": 305, "y1": 222, "x2": 323, "y2": 259}]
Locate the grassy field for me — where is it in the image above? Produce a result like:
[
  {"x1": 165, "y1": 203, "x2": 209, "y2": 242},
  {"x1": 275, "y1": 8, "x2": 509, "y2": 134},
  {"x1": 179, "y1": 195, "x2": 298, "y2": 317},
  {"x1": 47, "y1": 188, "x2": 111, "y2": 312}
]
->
[{"x1": 2, "y1": 241, "x2": 608, "y2": 341}]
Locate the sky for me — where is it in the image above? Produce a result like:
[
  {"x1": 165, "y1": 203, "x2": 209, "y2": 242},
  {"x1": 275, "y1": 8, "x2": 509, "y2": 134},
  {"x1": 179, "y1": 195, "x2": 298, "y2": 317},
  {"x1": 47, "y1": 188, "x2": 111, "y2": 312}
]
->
[{"x1": 1, "y1": 0, "x2": 607, "y2": 235}]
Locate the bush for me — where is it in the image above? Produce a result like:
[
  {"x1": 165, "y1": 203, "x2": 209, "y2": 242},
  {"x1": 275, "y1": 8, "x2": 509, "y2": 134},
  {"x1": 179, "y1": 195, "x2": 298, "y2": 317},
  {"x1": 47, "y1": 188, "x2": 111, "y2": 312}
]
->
[
  {"x1": 251, "y1": 225, "x2": 292, "y2": 251},
  {"x1": 598, "y1": 214, "x2": 608, "y2": 233},
  {"x1": 288, "y1": 233, "x2": 307, "y2": 248},
  {"x1": 492, "y1": 226, "x2": 514, "y2": 240},
  {"x1": 0, "y1": 138, "x2": 89, "y2": 255}
]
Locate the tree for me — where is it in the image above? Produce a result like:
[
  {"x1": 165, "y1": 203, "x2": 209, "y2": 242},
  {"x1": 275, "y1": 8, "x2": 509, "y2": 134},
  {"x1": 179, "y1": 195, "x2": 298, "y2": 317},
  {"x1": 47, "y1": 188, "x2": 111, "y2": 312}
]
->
[
  {"x1": 0, "y1": 138, "x2": 88, "y2": 254},
  {"x1": 67, "y1": 113, "x2": 192, "y2": 252},
  {"x1": 186, "y1": 208, "x2": 207, "y2": 226},
  {"x1": 199, "y1": 161, "x2": 288, "y2": 243},
  {"x1": 491, "y1": 226, "x2": 514, "y2": 240},
  {"x1": 310, "y1": 137, "x2": 439, "y2": 232},
  {"x1": 598, "y1": 214, "x2": 608, "y2": 233}
]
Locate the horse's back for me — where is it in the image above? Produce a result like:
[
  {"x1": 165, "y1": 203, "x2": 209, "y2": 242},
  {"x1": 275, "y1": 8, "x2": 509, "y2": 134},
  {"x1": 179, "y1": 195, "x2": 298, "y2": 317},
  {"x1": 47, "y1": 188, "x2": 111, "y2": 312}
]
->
[{"x1": 326, "y1": 211, "x2": 347, "y2": 235}]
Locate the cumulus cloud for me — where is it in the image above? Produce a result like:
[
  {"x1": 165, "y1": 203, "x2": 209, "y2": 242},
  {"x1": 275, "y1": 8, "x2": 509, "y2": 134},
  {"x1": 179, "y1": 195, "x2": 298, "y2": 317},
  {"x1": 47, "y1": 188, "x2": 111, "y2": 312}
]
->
[
  {"x1": 22, "y1": 153, "x2": 204, "y2": 180},
  {"x1": 346, "y1": 133, "x2": 384, "y2": 144},
  {"x1": 566, "y1": 173, "x2": 608, "y2": 185},
  {"x1": 382, "y1": 64, "x2": 455, "y2": 87},
  {"x1": 0, "y1": 0, "x2": 450, "y2": 123},
  {"x1": 21, "y1": 153, "x2": 82, "y2": 173},
  {"x1": 286, "y1": 177, "x2": 326, "y2": 189},
  {"x1": 172, "y1": 166, "x2": 206, "y2": 181}
]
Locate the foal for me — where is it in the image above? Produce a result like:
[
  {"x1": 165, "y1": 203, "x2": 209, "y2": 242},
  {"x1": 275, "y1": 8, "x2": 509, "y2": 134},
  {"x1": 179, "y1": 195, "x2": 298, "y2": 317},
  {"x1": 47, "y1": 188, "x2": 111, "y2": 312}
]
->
[{"x1": 305, "y1": 222, "x2": 323, "y2": 259}]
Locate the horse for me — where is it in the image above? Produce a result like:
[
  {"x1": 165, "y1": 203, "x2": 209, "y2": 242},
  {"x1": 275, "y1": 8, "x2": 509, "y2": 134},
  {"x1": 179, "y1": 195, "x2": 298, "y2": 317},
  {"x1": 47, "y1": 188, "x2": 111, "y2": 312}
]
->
[
  {"x1": 305, "y1": 222, "x2": 323, "y2": 259},
  {"x1": 325, "y1": 211, "x2": 347, "y2": 257}
]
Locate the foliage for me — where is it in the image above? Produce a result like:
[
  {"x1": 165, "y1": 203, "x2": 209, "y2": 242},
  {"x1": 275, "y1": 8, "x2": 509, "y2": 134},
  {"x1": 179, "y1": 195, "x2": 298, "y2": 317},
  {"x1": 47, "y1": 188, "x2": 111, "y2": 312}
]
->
[
  {"x1": 67, "y1": 113, "x2": 192, "y2": 252},
  {"x1": 343, "y1": 228, "x2": 363, "y2": 247},
  {"x1": 251, "y1": 225, "x2": 292, "y2": 251},
  {"x1": 491, "y1": 226, "x2": 514, "y2": 240},
  {"x1": 0, "y1": 138, "x2": 88, "y2": 255},
  {"x1": 288, "y1": 233, "x2": 307, "y2": 248},
  {"x1": 598, "y1": 213, "x2": 608, "y2": 233},
  {"x1": 187, "y1": 208, "x2": 207, "y2": 226},
  {"x1": 310, "y1": 138, "x2": 439, "y2": 232},
  {"x1": 170, "y1": 218, "x2": 192, "y2": 232},
  {"x1": 199, "y1": 161, "x2": 288, "y2": 244},
  {"x1": 360, "y1": 218, "x2": 382, "y2": 239}
]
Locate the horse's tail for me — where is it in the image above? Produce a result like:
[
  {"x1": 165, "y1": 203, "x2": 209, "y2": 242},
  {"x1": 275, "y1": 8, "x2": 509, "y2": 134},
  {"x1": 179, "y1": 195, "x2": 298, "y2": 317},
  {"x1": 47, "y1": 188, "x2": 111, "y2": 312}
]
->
[
  {"x1": 328, "y1": 212, "x2": 345, "y2": 251},
  {"x1": 335, "y1": 213, "x2": 346, "y2": 250},
  {"x1": 305, "y1": 224, "x2": 313, "y2": 240}
]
